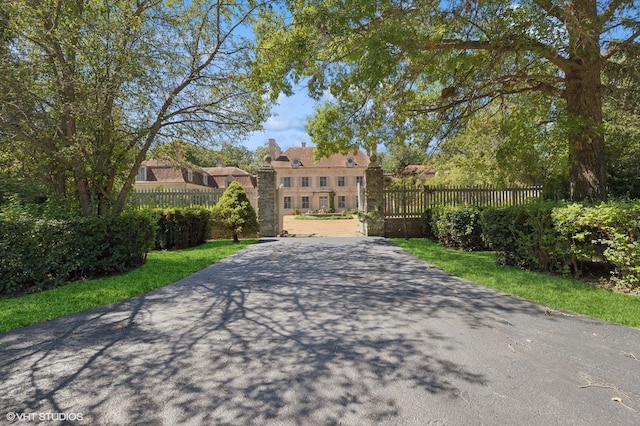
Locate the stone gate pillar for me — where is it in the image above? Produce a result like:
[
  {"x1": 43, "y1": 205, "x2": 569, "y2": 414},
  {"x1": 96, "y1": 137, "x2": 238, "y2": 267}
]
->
[
  {"x1": 257, "y1": 156, "x2": 278, "y2": 237},
  {"x1": 364, "y1": 156, "x2": 384, "y2": 236}
]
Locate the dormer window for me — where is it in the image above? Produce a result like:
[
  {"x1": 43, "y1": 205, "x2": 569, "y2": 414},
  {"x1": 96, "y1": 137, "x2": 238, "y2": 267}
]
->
[
  {"x1": 203, "y1": 174, "x2": 208, "y2": 186},
  {"x1": 136, "y1": 165, "x2": 146, "y2": 181},
  {"x1": 187, "y1": 169, "x2": 193, "y2": 182},
  {"x1": 346, "y1": 158, "x2": 355, "y2": 167},
  {"x1": 292, "y1": 158, "x2": 301, "y2": 168}
]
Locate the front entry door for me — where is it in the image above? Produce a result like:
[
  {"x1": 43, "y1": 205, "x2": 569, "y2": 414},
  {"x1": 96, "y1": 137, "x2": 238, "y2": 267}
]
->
[{"x1": 318, "y1": 196, "x2": 329, "y2": 210}]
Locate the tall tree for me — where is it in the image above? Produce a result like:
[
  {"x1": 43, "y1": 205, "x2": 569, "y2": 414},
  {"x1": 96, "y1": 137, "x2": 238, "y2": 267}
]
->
[
  {"x1": 602, "y1": 42, "x2": 640, "y2": 198},
  {"x1": 427, "y1": 97, "x2": 568, "y2": 189},
  {"x1": 378, "y1": 143, "x2": 429, "y2": 175},
  {"x1": 256, "y1": 0, "x2": 640, "y2": 201},
  {"x1": 0, "y1": 0, "x2": 274, "y2": 216}
]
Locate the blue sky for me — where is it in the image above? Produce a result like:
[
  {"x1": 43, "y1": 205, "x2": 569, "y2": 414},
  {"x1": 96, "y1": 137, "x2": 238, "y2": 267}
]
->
[{"x1": 241, "y1": 85, "x2": 319, "y2": 152}]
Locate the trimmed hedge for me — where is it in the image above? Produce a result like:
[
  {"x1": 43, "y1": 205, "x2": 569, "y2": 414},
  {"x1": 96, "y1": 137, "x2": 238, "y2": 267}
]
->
[
  {"x1": 420, "y1": 200, "x2": 640, "y2": 290},
  {"x1": 0, "y1": 212, "x2": 155, "y2": 295},
  {"x1": 553, "y1": 200, "x2": 640, "y2": 290},
  {"x1": 426, "y1": 206, "x2": 486, "y2": 251},
  {"x1": 149, "y1": 207, "x2": 213, "y2": 250},
  {"x1": 480, "y1": 200, "x2": 640, "y2": 290},
  {"x1": 480, "y1": 201, "x2": 566, "y2": 273}
]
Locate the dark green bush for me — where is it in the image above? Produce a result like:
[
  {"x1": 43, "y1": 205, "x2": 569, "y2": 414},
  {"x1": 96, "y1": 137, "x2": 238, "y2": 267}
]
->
[
  {"x1": 421, "y1": 209, "x2": 435, "y2": 240},
  {"x1": 420, "y1": 199, "x2": 639, "y2": 290},
  {"x1": 150, "y1": 207, "x2": 213, "y2": 250},
  {"x1": 98, "y1": 213, "x2": 156, "y2": 274},
  {"x1": 480, "y1": 201, "x2": 568, "y2": 273},
  {"x1": 0, "y1": 212, "x2": 154, "y2": 295},
  {"x1": 430, "y1": 206, "x2": 485, "y2": 251}
]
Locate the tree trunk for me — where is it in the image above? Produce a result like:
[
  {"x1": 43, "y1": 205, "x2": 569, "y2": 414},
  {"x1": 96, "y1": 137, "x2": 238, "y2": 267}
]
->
[
  {"x1": 76, "y1": 175, "x2": 92, "y2": 216},
  {"x1": 50, "y1": 171, "x2": 67, "y2": 198},
  {"x1": 565, "y1": 64, "x2": 607, "y2": 202},
  {"x1": 564, "y1": 0, "x2": 607, "y2": 202}
]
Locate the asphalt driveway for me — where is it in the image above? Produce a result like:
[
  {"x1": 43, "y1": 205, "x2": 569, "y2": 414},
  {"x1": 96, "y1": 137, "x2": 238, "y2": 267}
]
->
[{"x1": 1, "y1": 237, "x2": 639, "y2": 425}]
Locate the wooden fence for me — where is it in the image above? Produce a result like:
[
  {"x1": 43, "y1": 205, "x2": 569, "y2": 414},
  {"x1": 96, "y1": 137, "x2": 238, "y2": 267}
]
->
[
  {"x1": 383, "y1": 184, "x2": 548, "y2": 219},
  {"x1": 133, "y1": 187, "x2": 258, "y2": 210}
]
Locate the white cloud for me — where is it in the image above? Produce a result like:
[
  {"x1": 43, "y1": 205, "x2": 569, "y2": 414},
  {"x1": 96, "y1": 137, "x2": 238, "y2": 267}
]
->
[
  {"x1": 241, "y1": 86, "x2": 319, "y2": 150},
  {"x1": 263, "y1": 115, "x2": 306, "y2": 131}
]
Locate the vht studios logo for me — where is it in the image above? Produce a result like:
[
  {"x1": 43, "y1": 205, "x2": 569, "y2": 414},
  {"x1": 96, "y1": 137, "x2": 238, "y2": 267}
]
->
[{"x1": 6, "y1": 412, "x2": 84, "y2": 422}]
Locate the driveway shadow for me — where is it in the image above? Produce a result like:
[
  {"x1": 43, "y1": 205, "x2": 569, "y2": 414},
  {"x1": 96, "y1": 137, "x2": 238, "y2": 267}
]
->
[{"x1": 1, "y1": 238, "x2": 639, "y2": 425}]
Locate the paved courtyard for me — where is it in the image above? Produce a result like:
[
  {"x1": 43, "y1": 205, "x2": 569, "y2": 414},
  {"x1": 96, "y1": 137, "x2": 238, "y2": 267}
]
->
[
  {"x1": 281, "y1": 215, "x2": 362, "y2": 237},
  {"x1": 1, "y1": 238, "x2": 639, "y2": 425}
]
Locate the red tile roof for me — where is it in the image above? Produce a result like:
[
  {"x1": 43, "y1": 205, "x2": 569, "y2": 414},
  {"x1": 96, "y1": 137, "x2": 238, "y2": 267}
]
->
[
  {"x1": 272, "y1": 147, "x2": 370, "y2": 168},
  {"x1": 140, "y1": 159, "x2": 257, "y2": 189}
]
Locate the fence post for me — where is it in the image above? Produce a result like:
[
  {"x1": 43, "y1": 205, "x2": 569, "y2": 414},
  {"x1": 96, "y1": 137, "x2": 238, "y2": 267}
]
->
[
  {"x1": 364, "y1": 157, "x2": 385, "y2": 236},
  {"x1": 257, "y1": 155, "x2": 279, "y2": 237}
]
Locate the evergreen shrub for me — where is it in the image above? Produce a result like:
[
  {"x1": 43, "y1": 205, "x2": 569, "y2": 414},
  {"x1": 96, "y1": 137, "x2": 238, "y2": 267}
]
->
[
  {"x1": 0, "y1": 212, "x2": 154, "y2": 295},
  {"x1": 149, "y1": 207, "x2": 213, "y2": 250},
  {"x1": 211, "y1": 182, "x2": 258, "y2": 243},
  {"x1": 430, "y1": 206, "x2": 485, "y2": 251},
  {"x1": 480, "y1": 201, "x2": 567, "y2": 272}
]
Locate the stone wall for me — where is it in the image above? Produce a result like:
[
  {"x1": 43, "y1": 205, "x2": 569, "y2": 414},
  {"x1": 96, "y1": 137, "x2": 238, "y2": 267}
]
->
[
  {"x1": 364, "y1": 162, "x2": 384, "y2": 236},
  {"x1": 383, "y1": 218, "x2": 425, "y2": 239},
  {"x1": 257, "y1": 159, "x2": 278, "y2": 237}
]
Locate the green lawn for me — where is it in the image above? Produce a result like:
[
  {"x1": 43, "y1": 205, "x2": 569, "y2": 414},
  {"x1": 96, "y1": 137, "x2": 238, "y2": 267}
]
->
[
  {"x1": 393, "y1": 238, "x2": 640, "y2": 328},
  {"x1": 0, "y1": 239, "x2": 255, "y2": 333}
]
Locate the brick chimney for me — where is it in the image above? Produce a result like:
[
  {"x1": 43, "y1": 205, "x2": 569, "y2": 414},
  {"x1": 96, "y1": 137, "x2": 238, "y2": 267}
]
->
[{"x1": 301, "y1": 142, "x2": 306, "y2": 147}]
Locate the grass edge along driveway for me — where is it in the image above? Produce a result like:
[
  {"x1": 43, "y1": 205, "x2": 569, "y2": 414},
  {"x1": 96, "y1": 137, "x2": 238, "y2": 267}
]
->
[
  {"x1": 393, "y1": 238, "x2": 640, "y2": 328},
  {"x1": 2, "y1": 238, "x2": 638, "y2": 333},
  {"x1": 0, "y1": 239, "x2": 256, "y2": 333}
]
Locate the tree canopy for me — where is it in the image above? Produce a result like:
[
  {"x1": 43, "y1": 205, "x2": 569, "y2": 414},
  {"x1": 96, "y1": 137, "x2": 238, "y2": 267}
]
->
[
  {"x1": 427, "y1": 93, "x2": 568, "y2": 188},
  {"x1": 150, "y1": 139, "x2": 263, "y2": 173},
  {"x1": 0, "y1": 0, "x2": 275, "y2": 216},
  {"x1": 255, "y1": 0, "x2": 640, "y2": 201}
]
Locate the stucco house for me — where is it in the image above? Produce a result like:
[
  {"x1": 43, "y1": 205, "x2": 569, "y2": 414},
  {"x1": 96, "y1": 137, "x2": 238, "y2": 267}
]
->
[{"x1": 268, "y1": 139, "x2": 370, "y2": 213}]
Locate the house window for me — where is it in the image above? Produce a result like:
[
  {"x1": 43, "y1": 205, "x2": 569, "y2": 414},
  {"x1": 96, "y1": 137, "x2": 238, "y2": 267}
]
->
[
  {"x1": 301, "y1": 196, "x2": 310, "y2": 209},
  {"x1": 319, "y1": 176, "x2": 328, "y2": 187},
  {"x1": 283, "y1": 177, "x2": 292, "y2": 187},
  {"x1": 337, "y1": 176, "x2": 346, "y2": 187},
  {"x1": 187, "y1": 169, "x2": 193, "y2": 182},
  {"x1": 356, "y1": 176, "x2": 364, "y2": 186},
  {"x1": 301, "y1": 176, "x2": 309, "y2": 187},
  {"x1": 283, "y1": 196, "x2": 292, "y2": 209},
  {"x1": 136, "y1": 166, "x2": 146, "y2": 181},
  {"x1": 203, "y1": 174, "x2": 208, "y2": 186},
  {"x1": 337, "y1": 195, "x2": 346, "y2": 209}
]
